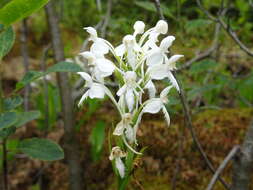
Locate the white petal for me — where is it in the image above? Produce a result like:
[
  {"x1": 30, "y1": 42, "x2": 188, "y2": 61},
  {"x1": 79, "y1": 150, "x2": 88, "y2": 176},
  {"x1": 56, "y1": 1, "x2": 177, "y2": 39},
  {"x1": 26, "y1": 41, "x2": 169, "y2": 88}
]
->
[
  {"x1": 77, "y1": 72, "x2": 92, "y2": 83},
  {"x1": 162, "y1": 106, "x2": 170, "y2": 127},
  {"x1": 115, "y1": 44, "x2": 126, "y2": 57},
  {"x1": 145, "y1": 80, "x2": 156, "y2": 98},
  {"x1": 96, "y1": 58, "x2": 115, "y2": 73},
  {"x1": 146, "y1": 50, "x2": 164, "y2": 66},
  {"x1": 91, "y1": 38, "x2": 109, "y2": 55},
  {"x1": 160, "y1": 36, "x2": 175, "y2": 52},
  {"x1": 125, "y1": 89, "x2": 135, "y2": 112},
  {"x1": 149, "y1": 64, "x2": 168, "y2": 80},
  {"x1": 84, "y1": 27, "x2": 97, "y2": 39},
  {"x1": 125, "y1": 125, "x2": 134, "y2": 143},
  {"x1": 89, "y1": 83, "x2": 105, "y2": 99},
  {"x1": 113, "y1": 121, "x2": 125, "y2": 136},
  {"x1": 116, "y1": 85, "x2": 127, "y2": 97},
  {"x1": 115, "y1": 158, "x2": 125, "y2": 178},
  {"x1": 78, "y1": 91, "x2": 89, "y2": 107},
  {"x1": 167, "y1": 71, "x2": 180, "y2": 92},
  {"x1": 143, "y1": 98, "x2": 163, "y2": 113},
  {"x1": 166, "y1": 55, "x2": 184, "y2": 70},
  {"x1": 160, "y1": 85, "x2": 173, "y2": 99}
]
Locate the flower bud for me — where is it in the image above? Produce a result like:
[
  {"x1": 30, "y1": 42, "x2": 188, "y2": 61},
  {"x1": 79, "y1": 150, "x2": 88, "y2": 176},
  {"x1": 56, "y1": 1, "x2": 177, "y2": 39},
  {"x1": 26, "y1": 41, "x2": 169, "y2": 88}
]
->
[
  {"x1": 155, "y1": 20, "x2": 168, "y2": 34},
  {"x1": 84, "y1": 27, "x2": 97, "y2": 40},
  {"x1": 134, "y1": 21, "x2": 145, "y2": 34}
]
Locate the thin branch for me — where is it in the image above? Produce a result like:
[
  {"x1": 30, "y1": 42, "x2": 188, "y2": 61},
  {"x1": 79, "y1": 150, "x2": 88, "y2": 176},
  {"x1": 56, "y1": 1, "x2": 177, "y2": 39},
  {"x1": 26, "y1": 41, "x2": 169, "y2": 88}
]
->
[
  {"x1": 153, "y1": 0, "x2": 165, "y2": 20},
  {"x1": 174, "y1": 76, "x2": 230, "y2": 190},
  {"x1": 101, "y1": 0, "x2": 113, "y2": 38},
  {"x1": 196, "y1": 0, "x2": 253, "y2": 57},
  {"x1": 153, "y1": 0, "x2": 230, "y2": 188},
  {"x1": 206, "y1": 146, "x2": 240, "y2": 190}
]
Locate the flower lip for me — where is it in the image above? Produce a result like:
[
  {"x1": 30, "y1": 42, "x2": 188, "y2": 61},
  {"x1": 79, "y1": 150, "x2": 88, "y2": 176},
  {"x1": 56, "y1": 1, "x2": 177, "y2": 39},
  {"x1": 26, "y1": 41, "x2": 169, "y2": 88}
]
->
[{"x1": 124, "y1": 71, "x2": 137, "y2": 85}]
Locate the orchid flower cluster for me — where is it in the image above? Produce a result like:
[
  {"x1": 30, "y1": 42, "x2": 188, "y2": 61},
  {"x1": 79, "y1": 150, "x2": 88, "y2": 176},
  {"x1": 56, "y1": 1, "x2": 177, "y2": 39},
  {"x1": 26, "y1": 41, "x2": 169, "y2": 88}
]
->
[{"x1": 77, "y1": 20, "x2": 183, "y2": 178}]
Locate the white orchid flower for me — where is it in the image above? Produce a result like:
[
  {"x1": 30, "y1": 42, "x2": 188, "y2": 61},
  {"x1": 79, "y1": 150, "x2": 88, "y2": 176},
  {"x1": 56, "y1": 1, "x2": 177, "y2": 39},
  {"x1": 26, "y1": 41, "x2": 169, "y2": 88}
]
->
[
  {"x1": 140, "y1": 20, "x2": 168, "y2": 49},
  {"x1": 148, "y1": 54, "x2": 184, "y2": 91},
  {"x1": 84, "y1": 27, "x2": 109, "y2": 56},
  {"x1": 77, "y1": 72, "x2": 105, "y2": 106},
  {"x1": 80, "y1": 51, "x2": 115, "y2": 81},
  {"x1": 115, "y1": 35, "x2": 141, "y2": 68},
  {"x1": 117, "y1": 71, "x2": 141, "y2": 112},
  {"x1": 143, "y1": 86, "x2": 173, "y2": 126},
  {"x1": 113, "y1": 113, "x2": 135, "y2": 143},
  {"x1": 109, "y1": 146, "x2": 127, "y2": 178},
  {"x1": 146, "y1": 36, "x2": 175, "y2": 66}
]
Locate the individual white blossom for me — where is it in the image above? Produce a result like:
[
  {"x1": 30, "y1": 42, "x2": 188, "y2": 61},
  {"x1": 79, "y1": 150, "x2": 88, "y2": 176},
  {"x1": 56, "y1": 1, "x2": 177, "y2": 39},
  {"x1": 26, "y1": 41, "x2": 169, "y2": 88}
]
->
[
  {"x1": 80, "y1": 51, "x2": 115, "y2": 81},
  {"x1": 77, "y1": 72, "x2": 105, "y2": 106},
  {"x1": 109, "y1": 146, "x2": 127, "y2": 178},
  {"x1": 143, "y1": 86, "x2": 173, "y2": 126}
]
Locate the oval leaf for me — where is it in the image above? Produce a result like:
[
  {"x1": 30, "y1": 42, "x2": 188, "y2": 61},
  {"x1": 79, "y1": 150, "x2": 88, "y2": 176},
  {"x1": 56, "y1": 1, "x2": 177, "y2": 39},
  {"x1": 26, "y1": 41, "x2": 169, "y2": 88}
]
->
[
  {"x1": 18, "y1": 138, "x2": 64, "y2": 161},
  {"x1": 0, "y1": 0, "x2": 50, "y2": 26},
  {"x1": 3, "y1": 96, "x2": 23, "y2": 111},
  {"x1": 46, "y1": 61, "x2": 84, "y2": 73},
  {"x1": 15, "y1": 111, "x2": 41, "y2": 127},
  {"x1": 0, "y1": 112, "x2": 18, "y2": 130},
  {"x1": 0, "y1": 26, "x2": 15, "y2": 59}
]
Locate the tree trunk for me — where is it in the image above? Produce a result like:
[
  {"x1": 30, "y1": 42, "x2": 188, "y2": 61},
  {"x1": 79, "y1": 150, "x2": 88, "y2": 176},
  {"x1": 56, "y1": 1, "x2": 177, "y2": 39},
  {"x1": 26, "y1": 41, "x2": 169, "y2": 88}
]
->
[
  {"x1": 232, "y1": 120, "x2": 253, "y2": 190},
  {"x1": 45, "y1": 2, "x2": 84, "y2": 190}
]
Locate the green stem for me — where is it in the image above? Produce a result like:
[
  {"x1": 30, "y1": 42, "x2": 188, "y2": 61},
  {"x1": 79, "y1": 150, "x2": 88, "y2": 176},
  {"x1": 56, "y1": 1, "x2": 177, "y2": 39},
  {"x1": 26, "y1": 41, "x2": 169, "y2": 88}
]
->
[{"x1": 0, "y1": 77, "x2": 3, "y2": 113}]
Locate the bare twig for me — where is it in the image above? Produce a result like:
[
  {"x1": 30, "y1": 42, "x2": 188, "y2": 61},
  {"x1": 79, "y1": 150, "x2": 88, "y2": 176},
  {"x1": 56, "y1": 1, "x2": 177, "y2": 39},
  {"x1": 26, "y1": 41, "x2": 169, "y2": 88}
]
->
[
  {"x1": 175, "y1": 77, "x2": 230, "y2": 190},
  {"x1": 196, "y1": 0, "x2": 253, "y2": 57},
  {"x1": 101, "y1": 0, "x2": 113, "y2": 38},
  {"x1": 96, "y1": 0, "x2": 102, "y2": 12},
  {"x1": 153, "y1": 0, "x2": 230, "y2": 188},
  {"x1": 153, "y1": 0, "x2": 165, "y2": 20},
  {"x1": 206, "y1": 146, "x2": 239, "y2": 190}
]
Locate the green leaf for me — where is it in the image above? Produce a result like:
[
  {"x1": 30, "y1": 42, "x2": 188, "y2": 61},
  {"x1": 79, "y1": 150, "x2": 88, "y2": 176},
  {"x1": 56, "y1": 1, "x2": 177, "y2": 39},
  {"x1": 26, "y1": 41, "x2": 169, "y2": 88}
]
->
[
  {"x1": 190, "y1": 59, "x2": 217, "y2": 74},
  {"x1": 3, "y1": 96, "x2": 23, "y2": 111},
  {"x1": 15, "y1": 71, "x2": 43, "y2": 90},
  {"x1": 18, "y1": 138, "x2": 64, "y2": 161},
  {"x1": 0, "y1": 126, "x2": 16, "y2": 140},
  {"x1": 0, "y1": 112, "x2": 18, "y2": 130},
  {"x1": 0, "y1": 0, "x2": 50, "y2": 26},
  {"x1": 46, "y1": 61, "x2": 83, "y2": 73},
  {"x1": 0, "y1": 26, "x2": 15, "y2": 59},
  {"x1": 135, "y1": 1, "x2": 176, "y2": 21},
  {"x1": 16, "y1": 62, "x2": 83, "y2": 91},
  {"x1": 15, "y1": 111, "x2": 41, "y2": 127},
  {"x1": 90, "y1": 121, "x2": 106, "y2": 161}
]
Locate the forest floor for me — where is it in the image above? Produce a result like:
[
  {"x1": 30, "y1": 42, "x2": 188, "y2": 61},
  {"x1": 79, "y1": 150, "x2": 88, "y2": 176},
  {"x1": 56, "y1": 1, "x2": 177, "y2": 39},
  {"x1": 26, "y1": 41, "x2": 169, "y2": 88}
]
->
[{"x1": 5, "y1": 102, "x2": 253, "y2": 190}]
